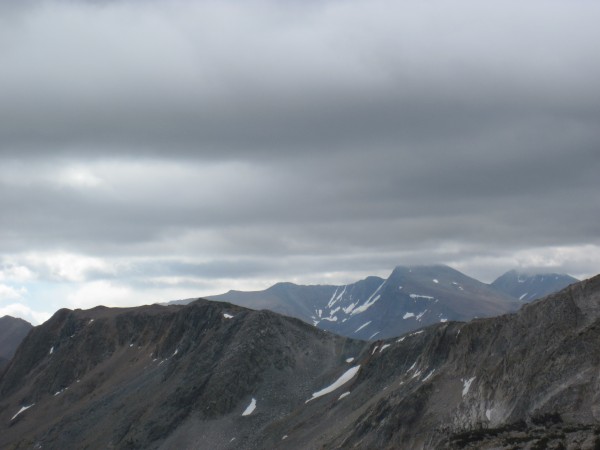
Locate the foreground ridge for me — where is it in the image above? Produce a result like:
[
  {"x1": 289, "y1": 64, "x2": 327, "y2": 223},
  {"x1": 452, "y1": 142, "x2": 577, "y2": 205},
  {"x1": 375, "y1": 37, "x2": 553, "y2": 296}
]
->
[{"x1": 1, "y1": 274, "x2": 599, "y2": 449}]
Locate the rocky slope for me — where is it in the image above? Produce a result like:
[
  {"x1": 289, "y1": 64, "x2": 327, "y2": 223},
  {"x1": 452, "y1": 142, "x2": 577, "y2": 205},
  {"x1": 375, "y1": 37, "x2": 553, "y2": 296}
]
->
[
  {"x1": 0, "y1": 316, "x2": 33, "y2": 369},
  {"x1": 2, "y1": 274, "x2": 600, "y2": 449},
  {"x1": 491, "y1": 269, "x2": 578, "y2": 302},
  {"x1": 0, "y1": 300, "x2": 367, "y2": 449},
  {"x1": 208, "y1": 265, "x2": 519, "y2": 340}
]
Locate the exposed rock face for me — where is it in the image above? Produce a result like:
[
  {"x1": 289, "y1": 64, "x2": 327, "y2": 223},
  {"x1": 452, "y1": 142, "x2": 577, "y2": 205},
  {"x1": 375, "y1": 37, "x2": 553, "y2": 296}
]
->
[
  {"x1": 0, "y1": 316, "x2": 33, "y2": 365},
  {"x1": 491, "y1": 269, "x2": 578, "y2": 302},
  {"x1": 2, "y1": 275, "x2": 600, "y2": 449},
  {"x1": 207, "y1": 265, "x2": 519, "y2": 340},
  {"x1": 0, "y1": 301, "x2": 366, "y2": 449},
  {"x1": 311, "y1": 273, "x2": 600, "y2": 450}
]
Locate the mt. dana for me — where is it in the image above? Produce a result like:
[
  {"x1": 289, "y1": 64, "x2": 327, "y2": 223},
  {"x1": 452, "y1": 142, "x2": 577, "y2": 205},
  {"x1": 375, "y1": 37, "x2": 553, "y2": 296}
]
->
[{"x1": 204, "y1": 265, "x2": 521, "y2": 340}]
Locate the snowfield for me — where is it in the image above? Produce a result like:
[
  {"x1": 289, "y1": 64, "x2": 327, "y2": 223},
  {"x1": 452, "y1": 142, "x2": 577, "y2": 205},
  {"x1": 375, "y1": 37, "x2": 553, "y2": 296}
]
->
[{"x1": 306, "y1": 366, "x2": 361, "y2": 403}]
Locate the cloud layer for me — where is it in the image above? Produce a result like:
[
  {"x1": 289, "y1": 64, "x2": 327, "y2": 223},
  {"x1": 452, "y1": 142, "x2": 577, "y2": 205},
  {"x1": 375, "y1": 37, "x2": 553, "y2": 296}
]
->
[{"x1": 1, "y1": 0, "x2": 599, "y2": 323}]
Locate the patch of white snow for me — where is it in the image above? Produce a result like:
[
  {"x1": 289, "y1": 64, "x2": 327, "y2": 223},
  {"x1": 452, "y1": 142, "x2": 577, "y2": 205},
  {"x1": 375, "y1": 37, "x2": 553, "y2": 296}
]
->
[
  {"x1": 462, "y1": 377, "x2": 476, "y2": 397},
  {"x1": 306, "y1": 366, "x2": 360, "y2": 403},
  {"x1": 433, "y1": 279, "x2": 439, "y2": 284},
  {"x1": 423, "y1": 370, "x2": 435, "y2": 381},
  {"x1": 49, "y1": 346, "x2": 54, "y2": 355},
  {"x1": 345, "y1": 357, "x2": 354, "y2": 363},
  {"x1": 343, "y1": 303, "x2": 356, "y2": 314},
  {"x1": 242, "y1": 398, "x2": 257, "y2": 416},
  {"x1": 519, "y1": 293, "x2": 528, "y2": 300},
  {"x1": 354, "y1": 321, "x2": 371, "y2": 333},
  {"x1": 11, "y1": 404, "x2": 34, "y2": 421},
  {"x1": 379, "y1": 344, "x2": 391, "y2": 353},
  {"x1": 351, "y1": 295, "x2": 381, "y2": 315},
  {"x1": 409, "y1": 294, "x2": 435, "y2": 300},
  {"x1": 223, "y1": 313, "x2": 234, "y2": 319},
  {"x1": 327, "y1": 287, "x2": 339, "y2": 308},
  {"x1": 338, "y1": 391, "x2": 350, "y2": 400},
  {"x1": 403, "y1": 312, "x2": 415, "y2": 319},
  {"x1": 351, "y1": 281, "x2": 385, "y2": 315}
]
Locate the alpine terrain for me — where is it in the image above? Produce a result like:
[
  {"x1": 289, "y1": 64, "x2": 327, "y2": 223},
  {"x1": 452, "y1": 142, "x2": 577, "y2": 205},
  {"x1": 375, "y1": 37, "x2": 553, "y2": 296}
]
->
[
  {"x1": 207, "y1": 265, "x2": 520, "y2": 340},
  {"x1": 491, "y1": 269, "x2": 578, "y2": 302},
  {"x1": 2, "y1": 274, "x2": 600, "y2": 448}
]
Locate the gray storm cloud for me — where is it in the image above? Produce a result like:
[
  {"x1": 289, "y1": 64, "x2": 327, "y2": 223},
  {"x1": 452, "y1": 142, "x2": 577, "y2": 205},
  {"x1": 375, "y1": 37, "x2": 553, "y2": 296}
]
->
[{"x1": 0, "y1": 0, "x2": 599, "y2": 321}]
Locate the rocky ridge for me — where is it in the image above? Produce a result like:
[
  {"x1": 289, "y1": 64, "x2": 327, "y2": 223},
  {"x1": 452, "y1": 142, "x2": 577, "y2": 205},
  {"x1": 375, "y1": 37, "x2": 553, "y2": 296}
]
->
[{"x1": 2, "y1": 274, "x2": 600, "y2": 449}]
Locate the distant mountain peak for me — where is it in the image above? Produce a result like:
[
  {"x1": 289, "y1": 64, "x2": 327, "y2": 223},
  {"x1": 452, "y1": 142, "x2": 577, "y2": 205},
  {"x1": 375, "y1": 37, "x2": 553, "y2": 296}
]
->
[{"x1": 491, "y1": 269, "x2": 578, "y2": 302}]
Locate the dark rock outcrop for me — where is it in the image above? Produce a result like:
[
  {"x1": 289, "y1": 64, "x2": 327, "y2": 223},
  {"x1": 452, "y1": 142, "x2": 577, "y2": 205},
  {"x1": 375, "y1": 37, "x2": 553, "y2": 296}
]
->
[{"x1": 0, "y1": 315, "x2": 33, "y2": 362}]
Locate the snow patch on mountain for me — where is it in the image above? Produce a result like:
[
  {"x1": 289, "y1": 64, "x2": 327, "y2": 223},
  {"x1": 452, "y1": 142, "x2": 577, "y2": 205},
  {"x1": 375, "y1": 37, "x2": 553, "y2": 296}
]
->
[
  {"x1": 242, "y1": 398, "x2": 257, "y2": 416},
  {"x1": 462, "y1": 376, "x2": 476, "y2": 397},
  {"x1": 410, "y1": 294, "x2": 435, "y2": 300},
  {"x1": 306, "y1": 366, "x2": 361, "y2": 403},
  {"x1": 355, "y1": 321, "x2": 371, "y2": 333},
  {"x1": 11, "y1": 404, "x2": 34, "y2": 421},
  {"x1": 351, "y1": 281, "x2": 385, "y2": 315},
  {"x1": 338, "y1": 391, "x2": 350, "y2": 400}
]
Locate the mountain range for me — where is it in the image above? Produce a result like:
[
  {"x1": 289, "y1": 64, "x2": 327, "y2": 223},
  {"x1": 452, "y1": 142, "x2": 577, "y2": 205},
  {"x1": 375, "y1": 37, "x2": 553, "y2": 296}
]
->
[
  {"x1": 203, "y1": 265, "x2": 577, "y2": 340},
  {"x1": 1, "y1": 273, "x2": 599, "y2": 449}
]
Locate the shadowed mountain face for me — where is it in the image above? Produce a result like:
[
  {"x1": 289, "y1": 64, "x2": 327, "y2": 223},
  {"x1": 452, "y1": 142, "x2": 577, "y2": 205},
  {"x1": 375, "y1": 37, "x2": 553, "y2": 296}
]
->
[
  {"x1": 491, "y1": 270, "x2": 578, "y2": 302},
  {"x1": 0, "y1": 300, "x2": 367, "y2": 449},
  {"x1": 208, "y1": 265, "x2": 519, "y2": 340},
  {"x1": 2, "y1": 275, "x2": 600, "y2": 449},
  {"x1": 0, "y1": 316, "x2": 33, "y2": 369}
]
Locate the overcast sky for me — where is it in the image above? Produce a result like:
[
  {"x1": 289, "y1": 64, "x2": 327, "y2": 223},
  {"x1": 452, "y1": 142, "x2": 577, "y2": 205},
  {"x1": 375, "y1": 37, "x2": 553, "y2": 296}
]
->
[{"x1": 1, "y1": 0, "x2": 599, "y2": 324}]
